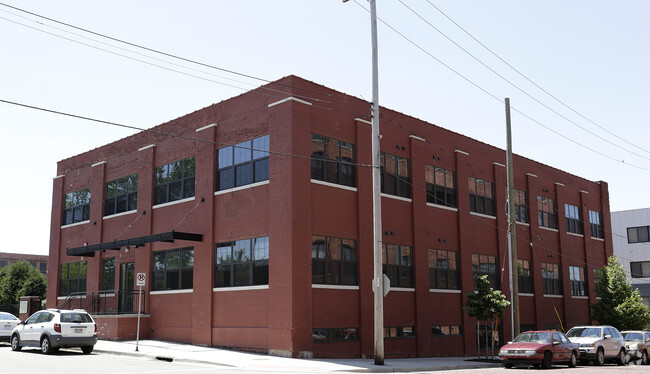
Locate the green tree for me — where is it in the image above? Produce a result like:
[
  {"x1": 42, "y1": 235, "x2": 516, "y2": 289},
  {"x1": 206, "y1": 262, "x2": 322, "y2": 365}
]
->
[
  {"x1": 592, "y1": 255, "x2": 650, "y2": 330},
  {"x1": 463, "y1": 274, "x2": 510, "y2": 358},
  {"x1": 0, "y1": 260, "x2": 47, "y2": 307}
]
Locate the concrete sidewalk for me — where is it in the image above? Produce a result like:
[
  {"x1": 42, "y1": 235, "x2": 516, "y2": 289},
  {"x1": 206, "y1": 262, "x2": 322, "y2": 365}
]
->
[{"x1": 94, "y1": 339, "x2": 500, "y2": 372}]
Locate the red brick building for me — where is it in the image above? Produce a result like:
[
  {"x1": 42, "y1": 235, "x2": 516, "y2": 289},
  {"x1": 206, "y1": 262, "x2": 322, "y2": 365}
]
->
[
  {"x1": 48, "y1": 75, "x2": 612, "y2": 358},
  {"x1": 0, "y1": 252, "x2": 48, "y2": 274}
]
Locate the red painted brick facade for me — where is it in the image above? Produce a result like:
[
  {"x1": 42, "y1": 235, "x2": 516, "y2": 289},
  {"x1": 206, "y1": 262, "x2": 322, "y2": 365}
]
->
[{"x1": 48, "y1": 75, "x2": 612, "y2": 358}]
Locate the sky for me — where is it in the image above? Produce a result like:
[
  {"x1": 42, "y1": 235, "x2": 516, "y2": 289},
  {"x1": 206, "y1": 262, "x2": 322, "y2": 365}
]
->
[{"x1": 1, "y1": 1, "x2": 649, "y2": 255}]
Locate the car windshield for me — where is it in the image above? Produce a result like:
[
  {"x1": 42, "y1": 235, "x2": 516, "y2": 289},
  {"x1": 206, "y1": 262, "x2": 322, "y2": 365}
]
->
[
  {"x1": 0, "y1": 314, "x2": 17, "y2": 321},
  {"x1": 623, "y1": 332, "x2": 644, "y2": 341},
  {"x1": 60, "y1": 313, "x2": 92, "y2": 323},
  {"x1": 513, "y1": 332, "x2": 552, "y2": 344},
  {"x1": 566, "y1": 327, "x2": 601, "y2": 338}
]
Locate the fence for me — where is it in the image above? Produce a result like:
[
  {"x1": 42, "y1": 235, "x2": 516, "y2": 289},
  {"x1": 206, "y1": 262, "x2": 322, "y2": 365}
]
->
[{"x1": 56, "y1": 289, "x2": 146, "y2": 315}]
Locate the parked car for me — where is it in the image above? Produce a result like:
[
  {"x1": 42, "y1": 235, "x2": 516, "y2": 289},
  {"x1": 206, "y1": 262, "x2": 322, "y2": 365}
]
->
[
  {"x1": 10, "y1": 309, "x2": 97, "y2": 354},
  {"x1": 621, "y1": 330, "x2": 650, "y2": 365},
  {"x1": 0, "y1": 312, "x2": 21, "y2": 342},
  {"x1": 498, "y1": 330, "x2": 579, "y2": 369},
  {"x1": 566, "y1": 325, "x2": 626, "y2": 365}
]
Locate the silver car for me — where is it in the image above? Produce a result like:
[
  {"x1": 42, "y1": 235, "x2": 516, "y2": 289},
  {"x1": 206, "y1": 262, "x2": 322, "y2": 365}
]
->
[
  {"x1": 566, "y1": 325, "x2": 626, "y2": 366},
  {"x1": 0, "y1": 312, "x2": 21, "y2": 342}
]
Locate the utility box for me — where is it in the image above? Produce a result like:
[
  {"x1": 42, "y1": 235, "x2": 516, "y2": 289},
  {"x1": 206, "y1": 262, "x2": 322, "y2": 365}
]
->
[{"x1": 19, "y1": 296, "x2": 40, "y2": 321}]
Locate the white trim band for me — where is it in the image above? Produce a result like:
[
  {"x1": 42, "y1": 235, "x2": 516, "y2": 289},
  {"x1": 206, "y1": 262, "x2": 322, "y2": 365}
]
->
[
  {"x1": 268, "y1": 97, "x2": 312, "y2": 108},
  {"x1": 91, "y1": 161, "x2": 107, "y2": 167},
  {"x1": 454, "y1": 149, "x2": 469, "y2": 156},
  {"x1": 526, "y1": 173, "x2": 538, "y2": 178},
  {"x1": 493, "y1": 162, "x2": 505, "y2": 168},
  {"x1": 214, "y1": 180, "x2": 269, "y2": 196},
  {"x1": 355, "y1": 118, "x2": 372, "y2": 125},
  {"x1": 409, "y1": 135, "x2": 425, "y2": 142},
  {"x1": 554, "y1": 182, "x2": 565, "y2": 187},
  {"x1": 196, "y1": 123, "x2": 217, "y2": 132},
  {"x1": 61, "y1": 220, "x2": 90, "y2": 229},
  {"x1": 54, "y1": 174, "x2": 65, "y2": 179},
  {"x1": 311, "y1": 179, "x2": 358, "y2": 192},
  {"x1": 152, "y1": 196, "x2": 195, "y2": 209},
  {"x1": 138, "y1": 144, "x2": 156, "y2": 152},
  {"x1": 103, "y1": 210, "x2": 138, "y2": 220}
]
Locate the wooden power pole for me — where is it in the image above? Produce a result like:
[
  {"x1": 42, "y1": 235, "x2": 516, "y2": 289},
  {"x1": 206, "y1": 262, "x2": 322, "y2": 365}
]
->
[{"x1": 505, "y1": 98, "x2": 520, "y2": 339}]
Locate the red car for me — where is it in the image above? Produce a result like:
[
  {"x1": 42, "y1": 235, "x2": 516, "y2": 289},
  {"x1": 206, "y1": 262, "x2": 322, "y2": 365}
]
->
[{"x1": 499, "y1": 330, "x2": 579, "y2": 369}]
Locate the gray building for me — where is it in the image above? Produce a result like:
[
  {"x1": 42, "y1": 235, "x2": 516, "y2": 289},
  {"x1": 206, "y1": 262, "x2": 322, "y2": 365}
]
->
[{"x1": 611, "y1": 208, "x2": 650, "y2": 307}]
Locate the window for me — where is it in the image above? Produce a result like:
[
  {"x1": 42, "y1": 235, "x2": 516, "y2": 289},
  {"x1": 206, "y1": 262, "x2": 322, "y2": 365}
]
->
[
  {"x1": 513, "y1": 189, "x2": 529, "y2": 223},
  {"x1": 432, "y1": 325, "x2": 462, "y2": 337},
  {"x1": 154, "y1": 157, "x2": 195, "y2": 205},
  {"x1": 312, "y1": 236, "x2": 357, "y2": 285},
  {"x1": 542, "y1": 263, "x2": 562, "y2": 295},
  {"x1": 63, "y1": 188, "x2": 91, "y2": 225},
  {"x1": 215, "y1": 237, "x2": 269, "y2": 287},
  {"x1": 380, "y1": 152, "x2": 411, "y2": 198},
  {"x1": 425, "y1": 166, "x2": 456, "y2": 207},
  {"x1": 313, "y1": 328, "x2": 359, "y2": 342},
  {"x1": 569, "y1": 266, "x2": 586, "y2": 296},
  {"x1": 630, "y1": 261, "x2": 650, "y2": 278},
  {"x1": 105, "y1": 174, "x2": 138, "y2": 216},
  {"x1": 472, "y1": 254, "x2": 498, "y2": 289},
  {"x1": 59, "y1": 261, "x2": 87, "y2": 296},
  {"x1": 468, "y1": 177, "x2": 495, "y2": 216},
  {"x1": 565, "y1": 203, "x2": 583, "y2": 234},
  {"x1": 589, "y1": 210, "x2": 604, "y2": 239},
  {"x1": 628, "y1": 226, "x2": 650, "y2": 244},
  {"x1": 217, "y1": 135, "x2": 269, "y2": 191},
  {"x1": 0, "y1": 260, "x2": 6, "y2": 268},
  {"x1": 428, "y1": 249, "x2": 458, "y2": 289},
  {"x1": 101, "y1": 258, "x2": 115, "y2": 291},
  {"x1": 152, "y1": 247, "x2": 194, "y2": 291},
  {"x1": 310, "y1": 134, "x2": 356, "y2": 187},
  {"x1": 517, "y1": 259, "x2": 533, "y2": 294},
  {"x1": 384, "y1": 326, "x2": 415, "y2": 338},
  {"x1": 537, "y1": 196, "x2": 558, "y2": 229},
  {"x1": 39, "y1": 262, "x2": 47, "y2": 274},
  {"x1": 383, "y1": 244, "x2": 413, "y2": 288}
]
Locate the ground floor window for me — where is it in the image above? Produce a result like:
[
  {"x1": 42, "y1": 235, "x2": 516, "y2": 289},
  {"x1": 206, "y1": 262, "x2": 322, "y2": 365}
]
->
[
  {"x1": 152, "y1": 247, "x2": 194, "y2": 291},
  {"x1": 432, "y1": 325, "x2": 462, "y2": 337},
  {"x1": 383, "y1": 244, "x2": 413, "y2": 288},
  {"x1": 215, "y1": 237, "x2": 269, "y2": 287},
  {"x1": 313, "y1": 327, "x2": 359, "y2": 342},
  {"x1": 384, "y1": 326, "x2": 415, "y2": 339},
  {"x1": 59, "y1": 261, "x2": 87, "y2": 296}
]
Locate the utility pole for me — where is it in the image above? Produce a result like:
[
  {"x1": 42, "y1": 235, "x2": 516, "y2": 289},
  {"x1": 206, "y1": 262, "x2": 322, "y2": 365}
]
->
[{"x1": 505, "y1": 98, "x2": 520, "y2": 339}]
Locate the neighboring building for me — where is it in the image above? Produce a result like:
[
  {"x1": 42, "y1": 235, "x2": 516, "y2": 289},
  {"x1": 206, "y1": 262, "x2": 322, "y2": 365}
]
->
[
  {"x1": 48, "y1": 75, "x2": 612, "y2": 358},
  {"x1": 611, "y1": 208, "x2": 650, "y2": 307},
  {"x1": 0, "y1": 252, "x2": 48, "y2": 275}
]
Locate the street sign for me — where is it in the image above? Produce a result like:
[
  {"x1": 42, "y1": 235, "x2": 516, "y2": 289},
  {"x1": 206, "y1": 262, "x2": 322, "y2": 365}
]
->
[
  {"x1": 371, "y1": 274, "x2": 391, "y2": 297},
  {"x1": 136, "y1": 273, "x2": 146, "y2": 287}
]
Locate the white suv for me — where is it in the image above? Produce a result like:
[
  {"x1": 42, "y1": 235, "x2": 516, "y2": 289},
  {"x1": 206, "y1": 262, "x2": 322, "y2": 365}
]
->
[
  {"x1": 10, "y1": 309, "x2": 97, "y2": 354},
  {"x1": 566, "y1": 325, "x2": 626, "y2": 365}
]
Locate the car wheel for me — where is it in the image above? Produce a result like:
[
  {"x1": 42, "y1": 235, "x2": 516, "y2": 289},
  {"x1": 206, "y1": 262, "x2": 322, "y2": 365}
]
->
[
  {"x1": 617, "y1": 349, "x2": 626, "y2": 366},
  {"x1": 595, "y1": 348, "x2": 605, "y2": 366},
  {"x1": 41, "y1": 336, "x2": 53, "y2": 355},
  {"x1": 10, "y1": 335, "x2": 21, "y2": 351},
  {"x1": 541, "y1": 351, "x2": 553, "y2": 369},
  {"x1": 642, "y1": 350, "x2": 648, "y2": 365},
  {"x1": 569, "y1": 351, "x2": 577, "y2": 368},
  {"x1": 81, "y1": 346, "x2": 93, "y2": 355}
]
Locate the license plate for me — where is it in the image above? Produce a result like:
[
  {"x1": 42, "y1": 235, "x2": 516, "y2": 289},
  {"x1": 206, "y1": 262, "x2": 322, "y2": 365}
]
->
[
  {"x1": 1, "y1": 325, "x2": 10, "y2": 330},
  {"x1": 73, "y1": 328, "x2": 83, "y2": 334}
]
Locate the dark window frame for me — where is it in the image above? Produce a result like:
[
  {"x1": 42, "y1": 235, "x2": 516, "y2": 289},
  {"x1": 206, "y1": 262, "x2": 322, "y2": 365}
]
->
[
  {"x1": 104, "y1": 174, "x2": 138, "y2": 216},
  {"x1": 311, "y1": 235, "x2": 358, "y2": 286},
  {"x1": 310, "y1": 134, "x2": 356, "y2": 187},
  {"x1": 384, "y1": 326, "x2": 416, "y2": 339},
  {"x1": 569, "y1": 266, "x2": 586, "y2": 296},
  {"x1": 152, "y1": 247, "x2": 194, "y2": 291},
  {"x1": 216, "y1": 135, "x2": 270, "y2": 191},
  {"x1": 380, "y1": 152, "x2": 411, "y2": 198},
  {"x1": 630, "y1": 261, "x2": 650, "y2": 278},
  {"x1": 383, "y1": 244, "x2": 413, "y2": 288},
  {"x1": 514, "y1": 189, "x2": 529, "y2": 223},
  {"x1": 63, "y1": 188, "x2": 91, "y2": 225},
  {"x1": 101, "y1": 258, "x2": 116, "y2": 291},
  {"x1": 628, "y1": 226, "x2": 650, "y2": 244},
  {"x1": 468, "y1": 177, "x2": 495, "y2": 216},
  {"x1": 214, "y1": 237, "x2": 269, "y2": 288},
  {"x1": 565, "y1": 203, "x2": 583, "y2": 235},
  {"x1": 517, "y1": 259, "x2": 534, "y2": 294},
  {"x1": 428, "y1": 249, "x2": 459, "y2": 290},
  {"x1": 154, "y1": 157, "x2": 196, "y2": 205},
  {"x1": 431, "y1": 325, "x2": 463, "y2": 337},
  {"x1": 472, "y1": 254, "x2": 499, "y2": 289},
  {"x1": 537, "y1": 196, "x2": 558, "y2": 229},
  {"x1": 312, "y1": 327, "x2": 359, "y2": 342},
  {"x1": 542, "y1": 262, "x2": 562, "y2": 295},
  {"x1": 589, "y1": 210, "x2": 604, "y2": 239},
  {"x1": 425, "y1": 165, "x2": 456, "y2": 207},
  {"x1": 58, "y1": 261, "x2": 87, "y2": 296}
]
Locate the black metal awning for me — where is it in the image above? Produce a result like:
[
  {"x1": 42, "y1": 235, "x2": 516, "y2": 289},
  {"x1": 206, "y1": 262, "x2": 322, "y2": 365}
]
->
[{"x1": 66, "y1": 231, "x2": 203, "y2": 257}]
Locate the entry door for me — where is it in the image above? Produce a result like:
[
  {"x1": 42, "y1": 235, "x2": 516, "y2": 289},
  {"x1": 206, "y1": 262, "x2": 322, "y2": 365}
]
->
[{"x1": 118, "y1": 262, "x2": 135, "y2": 313}]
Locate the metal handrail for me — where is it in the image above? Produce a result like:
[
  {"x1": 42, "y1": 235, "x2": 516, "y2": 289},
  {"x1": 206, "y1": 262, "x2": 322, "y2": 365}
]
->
[{"x1": 56, "y1": 289, "x2": 146, "y2": 315}]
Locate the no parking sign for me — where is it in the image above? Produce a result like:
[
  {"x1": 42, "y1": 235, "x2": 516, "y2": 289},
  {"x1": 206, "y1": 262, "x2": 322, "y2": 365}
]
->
[{"x1": 136, "y1": 273, "x2": 146, "y2": 287}]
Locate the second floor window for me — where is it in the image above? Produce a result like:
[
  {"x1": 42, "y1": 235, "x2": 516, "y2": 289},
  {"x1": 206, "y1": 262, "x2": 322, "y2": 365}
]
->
[
  {"x1": 383, "y1": 244, "x2": 413, "y2": 288},
  {"x1": 628, "y1": 226, "x2": 650, "y2": 244},
  {"x1": 312, "y1": 236, "x2": 357, "y2": 286},
  {"x1": 472, "y1": 254, "x2": 498, "y2": 289},
  {"x1": 630, "y1": 261, "x2": 650, "y2": 278},
  {"x1": 105, "y1": 174, "x2": 138, "y2": 216},
  {"x1": 428, "y1": 249, "x2": 459, "y2": 289},
  {"x1": 589, "y1": 210, "x2": 604, "y2": 239},
  {"x1": 310, "y1": 134, "x2": 356, "y2": 187},
  {"x1": 542, "y1": 263, "x2": 562, "y2": 295},
  {"x1": 468, "y1": 177, "x2": 495, "y2": 216},
  {"x1": 517, "y1": 259, "x2": 533, "y2": 293},
  {"x1": 537, "y1": 196, "x2": 558, "y2": 229},
  {"x1": 380, "y1": 153, "x2": 411, "y2": 198},
  {"x1": 425, "y1": 166, "x2": 456, "y2": 207},
  {"x1": 565, "y1": 203, "x2": 583, "y2": 234},
  {"x1": 514, "y1": 189, "x2": 529, "y2": 223},
  {"x1": 215, "y1": 237, "x2": 269, "y2": 287},
  {"x1": 217, "y1": 135, "x2": 270, "y2": 191},
  {"x1": 63, "y1": 188, "x2": 91, "y2": 225},
  {"x1": 569, "y1": 266, "x2": 586, "y2": 296},
  {"x1": 152, "y1": 247, "x2": 194, "y2": 291},
  {"x1": 154, "y1": 157, "x2": 195, "y2": 205}
]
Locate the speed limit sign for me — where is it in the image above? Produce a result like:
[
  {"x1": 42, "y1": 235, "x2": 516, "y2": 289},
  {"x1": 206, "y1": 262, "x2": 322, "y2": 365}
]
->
[{"x1": 136, "y1": 273, "x2": 146, "y2": 287}]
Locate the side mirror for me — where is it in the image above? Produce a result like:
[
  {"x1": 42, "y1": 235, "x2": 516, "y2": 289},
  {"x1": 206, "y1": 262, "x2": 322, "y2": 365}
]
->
[
  {"x1": 553, "y1": 340, "x2": 560, "y2": 345},
  {"x1": 507, "y1": 341, "x2": 512, "y2": 344},
  {"x1": 19, "y1": 321, "x2": 25, "y2": 325},
  {"x1": 604, "y1": 334, "x2": 612, "y2": 340}
]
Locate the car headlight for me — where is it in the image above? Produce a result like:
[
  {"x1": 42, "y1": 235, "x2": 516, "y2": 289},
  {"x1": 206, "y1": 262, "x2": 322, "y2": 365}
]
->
[
  {"x1": 580, "y1": 343, "x2": 594, "y2": 348},
  {"x1": 525, "y1": 350, "x2": 539, "y2": 356}
]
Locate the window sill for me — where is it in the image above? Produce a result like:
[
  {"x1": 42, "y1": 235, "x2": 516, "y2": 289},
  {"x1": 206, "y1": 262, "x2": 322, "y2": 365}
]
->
[
  {"x1": 213, "y1": 285, "x2": 269, "y2": 292},
  {"x1": 571, "y1": 295, "x2": 589, "y2": 300},
  {"x1": 516, "y1": 221, "x2": 531, "y2": 227},
  {"x1": 103, "y1": 210, "x2": 137, "y2": 220},
  {"x1": 539, "y1": 226, "x2": 559, "y2": 232},
  {"x1": 61, "y1": 220, "x2": 90, "y2": 229},
  {"x1": 381, "y1": 193, "x2": 412, "y2": 203},
  {"x1": 429, "y1": 289, "x2": 461, "y2": 294},
  {"x1": 426, "y1": 203, "x2": 458, "y2": 212},
  {"x1": 543, "y1": 294, "x2": 563, "y2": 298},
  {"x1": 312, "y1": 284, "x2": 359, "y2": 290},
  {"x1": 390, "y1": 287, "x2": 416, "y2": 292},
  {"x1": 214, "y1": 180, "x2": 269, "y2": 196},
  {"x1": 310, "y1": 179, "x2": 357, "y2": 192},
  {"x1": 152, "y1": 196, "x2": 195, "y2": 209},
  {"x1": 150, "y1": 289, "x2": 193, "y2": 295},
  {"x1": 567, "y1": 232, "x2": 584, "y2": 238},
  {"x1": 591, "y1": 237, "x2": 605, "y2": 242},
  {"x1": 519, "y1": 293, "x2": 535, "y2": 297},
  {"x1": 469, "y1": 211, "x2": 496, "y2": 220}
]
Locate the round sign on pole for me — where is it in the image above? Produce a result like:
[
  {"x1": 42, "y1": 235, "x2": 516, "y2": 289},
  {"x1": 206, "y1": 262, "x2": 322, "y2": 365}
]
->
[{"x1": 136, "y1": 272, "x2": 146, "y2": 287}]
